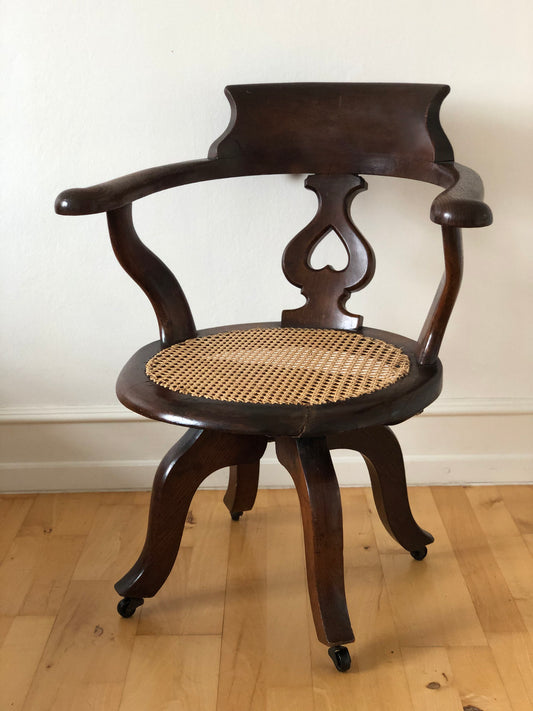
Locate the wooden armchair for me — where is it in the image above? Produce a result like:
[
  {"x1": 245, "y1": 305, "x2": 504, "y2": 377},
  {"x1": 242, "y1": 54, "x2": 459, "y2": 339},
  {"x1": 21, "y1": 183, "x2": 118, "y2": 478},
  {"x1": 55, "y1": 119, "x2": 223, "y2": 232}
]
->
[{"x1": 55, "y1": 83, "x2": 492, "y2": 672}]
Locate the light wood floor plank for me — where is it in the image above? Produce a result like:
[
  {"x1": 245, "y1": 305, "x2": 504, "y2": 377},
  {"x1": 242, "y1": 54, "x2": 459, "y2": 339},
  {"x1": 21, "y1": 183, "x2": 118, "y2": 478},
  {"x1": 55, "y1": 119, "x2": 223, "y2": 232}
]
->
[
  {"x1": 466, "y1": 486, "x2": 533, "y2": 639},
  {"x1": 0, "y1": 531, "x2": 87, "y2": 617},
  {"x1": 217, "y1": 493, "x2": 269, "y2": 711},
  {"x1": 341, "y1": 486, "x2": 377, "y2": 563},
  {"x1": 448, "y1": 646, "x2": 514, "y2": 711},
  {"x1": 0, "y1": 615, "x2": 14, "y2": 646},
  {"x1": 18, "y1": 493, "x2": 103, "y2": 537},
  {"x1": 370, "y1": 487, "x2": 487, "y2": 647},
  {"x1": 310, "y1": 563, "x2": 414, "y2": 711},
  {"x1": 136, "y1": 491, "x2": 231, "y2": 636},
  {"x1": 95, "y1": 492, "x2": 150, "y2": 507},
  {"x1": 20, "y1": 535, "x2": 86, "y2": 615},
  {"x1": 22, "y1": 581, "x2": 137, "y2": 711},
  {"x1": 72, "y1": 503, "x2": 148, "y2": 582},
  {"x1": 466, "y1": 486, "x2": 533, "y2": 600},
  {"x1": 119, "y1": 635, "x2": 221, "y2": 711},
  {"x1": 489, "y1": 633, "x2": 533, "y2": 711},
  {"x1": 465, "y1": 488, "x2": 533, "y2": 705},
  {"x1": 264, "y1": 489, "x2": 314, "y2": 709},
  {"x1": 309, "y1": 488, "x2": 414, "y2": 711},
  {"x1": 499, "y1": 486, "x2": 533, "y2": 536},
  {"x1": 0, "y1": 495, "x2": 34, "y2": 563},
  {"x1": 525, "y1": 534, "x2": 533, "y2": 558},
  {"x1": 0, "y1": 486, "x2": 531, "y2": 711},
  {"x1": 217, "y1": 489, "x2": 315, "y2": 711},
  {"x1": 400, "y1": 646, "x2": 464, "y2": 711},
  {"x1": 0, "y1": 615, "x2": 55, "y2": 711},
  {"x1": 432, "y1": 486, "x2": 527, "y2": 635},
  {"x1": 0, "y1": 535, "x2": 46, "y2": 616}
]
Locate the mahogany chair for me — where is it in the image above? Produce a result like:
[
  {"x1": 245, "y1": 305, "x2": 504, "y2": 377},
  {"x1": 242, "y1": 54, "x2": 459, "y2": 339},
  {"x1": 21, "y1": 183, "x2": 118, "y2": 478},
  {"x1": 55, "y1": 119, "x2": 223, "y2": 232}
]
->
[{"x1": 55, "y1": 83, "x2": 492, "y2": 672}]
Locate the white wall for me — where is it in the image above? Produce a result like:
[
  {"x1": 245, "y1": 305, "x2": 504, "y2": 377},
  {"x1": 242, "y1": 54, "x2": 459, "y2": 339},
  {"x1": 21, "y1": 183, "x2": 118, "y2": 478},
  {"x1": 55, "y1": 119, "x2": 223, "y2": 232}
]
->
[{"x1": 1, "y1": 0, "x2": 531, "y2": 491}]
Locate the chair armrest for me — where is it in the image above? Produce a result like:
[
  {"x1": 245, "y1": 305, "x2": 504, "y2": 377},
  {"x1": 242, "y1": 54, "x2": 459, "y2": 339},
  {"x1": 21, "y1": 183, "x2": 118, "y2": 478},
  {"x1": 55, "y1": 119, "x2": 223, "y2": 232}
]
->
[
  {"x1": 430, "y1": 163, "x2": 493, "y2": 228},
  {"x1": 55, "y1": 158, "x2": 232, "y2": 215}
]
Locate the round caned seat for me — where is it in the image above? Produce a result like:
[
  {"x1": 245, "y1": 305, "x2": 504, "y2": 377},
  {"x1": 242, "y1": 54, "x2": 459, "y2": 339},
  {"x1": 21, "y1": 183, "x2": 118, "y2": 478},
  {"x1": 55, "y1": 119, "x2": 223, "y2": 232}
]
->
[{"x1": 145, "y1": 327, "x2": 410, "y2": 406}]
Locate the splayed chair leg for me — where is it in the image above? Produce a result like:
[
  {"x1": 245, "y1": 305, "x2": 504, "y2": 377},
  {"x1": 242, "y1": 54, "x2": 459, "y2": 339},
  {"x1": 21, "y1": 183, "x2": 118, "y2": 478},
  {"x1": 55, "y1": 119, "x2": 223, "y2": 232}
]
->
[
  {"x1": 115, "y1": 428, "x2": 267, "y2": 604},
  {"x1": 328, "y1": 426, "x2": 433, "y2": 558},
  {"x1": 276, "y1": 436, "x2": 354, "y2": 655},
  {"x1": 223, "y1": 460, "x2": 261, "y2": 521}
]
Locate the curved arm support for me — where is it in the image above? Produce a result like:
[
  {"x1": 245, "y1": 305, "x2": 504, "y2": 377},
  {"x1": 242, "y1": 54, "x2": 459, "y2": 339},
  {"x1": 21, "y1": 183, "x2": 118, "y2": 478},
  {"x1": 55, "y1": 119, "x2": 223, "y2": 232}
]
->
[
  {"x1": 431, "y1": 163, "x2": 492, "y2": 228},
  {"x1": 416, "y1": 225, "x2": 463, "y2": 365},
  {"x1": 55, "y1": 158, "x2": 237, "y2": 215},
  {"x1": 107, "y1": 204, "x2": 196, "y2": 347}
]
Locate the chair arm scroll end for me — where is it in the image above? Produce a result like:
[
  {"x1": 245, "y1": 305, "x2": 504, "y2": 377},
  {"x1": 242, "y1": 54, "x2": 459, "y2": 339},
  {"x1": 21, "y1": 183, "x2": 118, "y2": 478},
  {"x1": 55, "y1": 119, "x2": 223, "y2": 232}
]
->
[
  {"x1": 430, "y1": 163, "x2": 493, "y2": 228},
  {"x1": 55, "y1": 188, "x2": 103, "y2": 216},
  {"x1": 54, "y1": 159, "x2": 228, "y2": 217},
  {"x1": 430, "y1": 197, "x2": 493, "y2": 228}
]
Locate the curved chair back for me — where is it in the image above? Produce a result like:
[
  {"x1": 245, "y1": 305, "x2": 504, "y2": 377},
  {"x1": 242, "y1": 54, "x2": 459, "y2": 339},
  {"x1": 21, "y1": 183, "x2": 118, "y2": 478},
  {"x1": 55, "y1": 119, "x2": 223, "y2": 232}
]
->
[{"x1": 209, "y1": 83, "x2": 454, "y2": 181}]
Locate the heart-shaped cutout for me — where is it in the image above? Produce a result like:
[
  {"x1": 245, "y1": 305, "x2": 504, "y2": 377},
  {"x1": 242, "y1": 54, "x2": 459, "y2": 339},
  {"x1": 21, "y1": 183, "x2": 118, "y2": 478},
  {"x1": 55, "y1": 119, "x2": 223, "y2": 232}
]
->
[{"x1": 309, "y1": 228, "x2": 349, "y2": 271}]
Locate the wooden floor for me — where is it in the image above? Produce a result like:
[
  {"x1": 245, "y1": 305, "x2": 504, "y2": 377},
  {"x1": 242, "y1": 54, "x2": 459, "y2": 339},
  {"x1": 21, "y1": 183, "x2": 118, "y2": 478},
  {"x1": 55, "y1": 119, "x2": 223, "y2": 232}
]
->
[{"x1": 1, "y1": 486, "x2": 532, "y2": 710}]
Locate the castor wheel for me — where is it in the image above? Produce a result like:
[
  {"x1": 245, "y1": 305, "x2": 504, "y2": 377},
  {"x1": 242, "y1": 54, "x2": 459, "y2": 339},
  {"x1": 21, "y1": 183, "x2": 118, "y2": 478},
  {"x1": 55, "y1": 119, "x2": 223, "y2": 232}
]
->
[
  {"x1": 117, "y1": 597, "x2": 144, "y2": 618},
  {"x1": 231, "y1": 511, "x2": 243, "y2": 521},
  {"x1": 410, "y1": 547, "x2": 428, "y2": 561},
  {"x1": 328, "y1": 645, "x2": 351, "y2": 672}
]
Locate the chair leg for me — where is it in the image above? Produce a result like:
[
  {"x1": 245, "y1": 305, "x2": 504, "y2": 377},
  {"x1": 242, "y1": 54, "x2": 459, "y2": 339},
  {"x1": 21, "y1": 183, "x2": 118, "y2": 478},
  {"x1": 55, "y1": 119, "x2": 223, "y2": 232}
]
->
[
  {"x1": 115, "y1": 428, "x2": 267, "y2": 601},
  {"x1": 223, "y1": 461, "x2": 260, "y2": 521},
  {"x1": 328, "y1": 426, "x2": 433, "y2": 556},
  {"x1": 275, "y1": 436, "x2": 354, "y2": 648}
]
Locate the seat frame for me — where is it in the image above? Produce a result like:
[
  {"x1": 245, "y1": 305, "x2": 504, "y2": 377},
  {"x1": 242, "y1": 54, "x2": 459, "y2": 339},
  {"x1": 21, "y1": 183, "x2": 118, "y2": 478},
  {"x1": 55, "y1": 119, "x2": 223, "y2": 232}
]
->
[{"x1": 56, "y1": 83, "x2": 492, "y2": 671}]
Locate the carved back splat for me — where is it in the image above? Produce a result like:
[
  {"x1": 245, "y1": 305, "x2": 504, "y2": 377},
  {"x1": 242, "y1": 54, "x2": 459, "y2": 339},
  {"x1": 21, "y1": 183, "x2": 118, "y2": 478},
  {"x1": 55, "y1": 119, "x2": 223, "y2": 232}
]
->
[{"x1": 282, "y1": 174, "x2": 375, "y2": 330}]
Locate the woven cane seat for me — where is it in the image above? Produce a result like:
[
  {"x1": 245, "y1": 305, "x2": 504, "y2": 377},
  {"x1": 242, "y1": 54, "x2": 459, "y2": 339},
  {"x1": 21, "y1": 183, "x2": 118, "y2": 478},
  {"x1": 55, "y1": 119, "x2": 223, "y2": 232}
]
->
[{"x1": 145, "y1": 327, "x2": 410, "y2": 406}]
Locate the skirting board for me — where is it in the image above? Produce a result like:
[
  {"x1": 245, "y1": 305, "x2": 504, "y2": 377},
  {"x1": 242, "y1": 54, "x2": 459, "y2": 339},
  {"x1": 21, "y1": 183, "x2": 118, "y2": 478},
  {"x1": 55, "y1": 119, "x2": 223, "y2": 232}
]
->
[
  {"x1": 0, "y1": 454, "x2": 532, "y2": 493},
  {"x1": 0, "y1": 398, "x2": 531, "y2": 492}
]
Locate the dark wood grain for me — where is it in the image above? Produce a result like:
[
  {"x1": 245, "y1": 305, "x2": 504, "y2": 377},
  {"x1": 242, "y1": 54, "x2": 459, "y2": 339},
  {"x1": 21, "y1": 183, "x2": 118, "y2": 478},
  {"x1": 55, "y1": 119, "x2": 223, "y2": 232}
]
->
[
  {"x1": 54, "y1": 158, "x2": 491, "y2": 228},
  {"x1": 328, "y1": 427, "x2": 434, "y2": 552},
  {"x1": 223, "y1": 460, "x2": 261, "y2": 518},
  {"x1": 107, "y1": 204, "x2": 196, "y2": 347},
  {"x1": 431, "y1": 163, "x2": 492, "y2": 227},
  {"x1": 55, "y1": 86, "x2": 491, "y2": 228},
  {"x1": 275, "y1": 436, "x2": 354, "y2": 646},
  {"x1": 282, "y1": 174, "x2": 374, "y2": 330},
  {"x1": 54, "y1": 159, "x2": 234, "y2": 216},
  {"x1": 210, "y1": 83, "x2": 454, "y2": 178},
  {"x1": 115, "y1": 428, "x2": 267, "y2": 599},
  {"x1": 417, "y1": 225, "x2": 463, "y2": 365}
]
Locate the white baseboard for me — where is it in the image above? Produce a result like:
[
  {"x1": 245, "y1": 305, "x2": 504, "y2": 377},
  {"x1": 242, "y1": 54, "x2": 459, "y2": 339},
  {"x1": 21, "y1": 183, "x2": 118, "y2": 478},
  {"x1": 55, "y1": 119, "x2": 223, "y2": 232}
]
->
[
  {"x1": 0, "y1": 454, "x2": 531, "y2": 493},
  {"x1": 0, "y1": 398, "x2": 531, "y2": 492}
]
